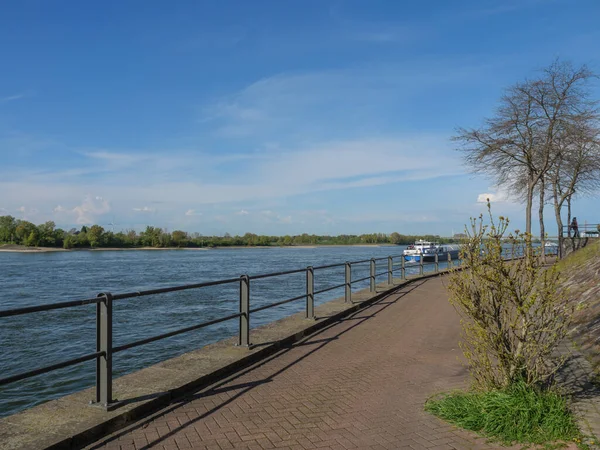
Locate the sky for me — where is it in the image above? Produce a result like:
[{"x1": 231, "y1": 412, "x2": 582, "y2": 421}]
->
[{"x1": 1, "y1": 0, "x2": 599, "y2": 237}]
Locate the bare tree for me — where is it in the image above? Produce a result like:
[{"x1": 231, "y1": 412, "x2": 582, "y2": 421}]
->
[
  {"x1": 454, "y1": 60, "x2": 598, "y2": 252},
  {"x1": 454, "y1": 81, "x2": 543, "y2": 240},
  {"x1": 549, "y1": 121, "x2": 600, "y2": 239}
]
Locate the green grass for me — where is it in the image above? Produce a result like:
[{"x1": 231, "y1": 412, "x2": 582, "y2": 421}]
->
[
  {"x1": 425, "y1": 382, "x2": 579, "y2": 446},
  {"x1": 555, "y1": 238, "x2": 600, "y2": 272}
]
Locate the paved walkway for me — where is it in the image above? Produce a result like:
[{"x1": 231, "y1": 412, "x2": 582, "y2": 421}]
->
[{"x1": 87, "y1": 277, "x2": 512, "y2": 450}]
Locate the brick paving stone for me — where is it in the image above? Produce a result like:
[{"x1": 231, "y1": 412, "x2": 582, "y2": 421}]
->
[{"x1": 87, "y1": 277, "x2": 527, "y2": 450}]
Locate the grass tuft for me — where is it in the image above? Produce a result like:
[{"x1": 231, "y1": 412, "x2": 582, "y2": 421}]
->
[{"x1": 425, "y1": 381, "x2": 579, "y2": 445}]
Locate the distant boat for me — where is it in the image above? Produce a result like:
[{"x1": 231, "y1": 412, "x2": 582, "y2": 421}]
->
[
  {"x1": 403, "y1": 240, "x2": 460, "y2": 262},
  {"x1": 544, "y1": 241, "x2": 559, "y2": 254}
]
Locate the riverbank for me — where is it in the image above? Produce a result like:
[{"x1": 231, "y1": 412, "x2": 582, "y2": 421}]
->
[{"x1": 0, "y1": 243, "x2": 400, "y2": 253}]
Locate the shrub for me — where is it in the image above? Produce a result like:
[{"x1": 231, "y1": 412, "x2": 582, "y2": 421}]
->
[{"x1": 448, "y1": 204, "x2": 574, "y2": 389}]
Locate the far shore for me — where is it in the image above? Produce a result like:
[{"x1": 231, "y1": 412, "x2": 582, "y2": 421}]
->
[{"x1": 0, "y1": 244, "x2": 400, "y2": 253}]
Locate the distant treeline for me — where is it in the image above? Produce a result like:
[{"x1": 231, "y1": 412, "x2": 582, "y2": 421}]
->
[{"x1": 0, "y1": 215, "x2": 456, "y2": 249}]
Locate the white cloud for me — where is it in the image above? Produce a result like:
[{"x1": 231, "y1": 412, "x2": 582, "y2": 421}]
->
[
  {"x1": 185, "y1": 209, "x2": 202, "y2": 216},
  {"x1": 236, "y1": 209, "x2": 250, "y2": 215},
  {"x1": 278, "y1": 215, "x2": 292, "y2": 224},
  {"x1": 477, "y1": 190, "x2": 509, "y2": 203},
  {"x1": 133, "y1": 206, "x2": 155, "y2": 212},
  {"x1": 52, "y1": 195, "x2": 111, "y2": 225}
]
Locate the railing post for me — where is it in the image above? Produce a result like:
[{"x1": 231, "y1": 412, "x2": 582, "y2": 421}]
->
[
  {"x1": 239, "y1": 275, "x2": 250, "y2": 347},
  {"x1": 306, "y1": 266, "x2": 314, "y2": 319},
  {"x1": 96, "y1": 292, "x2": 113, "y2": 407},
  {"x1": 370, "y1": 258, "x2": 376, "y2": 292},
  {"x1": 388, "y1": 256, "x2": 393, "y2": 285},
  {"x1": 448, "y1": 251, "x2": 452, "y2": 269},
  {"x1": 345, "y1": 262, "x2": 351, "y2": 303},
  {"x1": 419, "y1": 255, "x2": 424, "y2": 276},
  {"x1": 434, "y1": 252, "x2": 439, "y2": 273},
  {"x1": 401, "y1": 256, "x2": 405, "y2": 280}
]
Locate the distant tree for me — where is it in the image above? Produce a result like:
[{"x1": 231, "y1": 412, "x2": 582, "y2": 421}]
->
[
  {"x1": 24, "y1": 230, "x2": 39, "y2": 247},
  {"x1": 390, "y1": 232, "x2": 402, "y2": 245},
  {"x1": 171, "y1": 230, "x2": 188, "y2": 247},
  {"x1": 63, "y1": 234, "x2": 77, "y2": 249},
  {"x1": 15, "y1": 220, "x2": 37, "y2": 245},
  {"x1": 87, "y1": 225, "x2": 105, "y2": 248},
  {"x1": 37, "y1": 221, "x2": 56, "y2": 247},
  {"x1": 0, "y1": 215, "x2": 16, "y2": 243},
  {"x1": 77, "y1": 231, "x2": 89, "y2": 247},
  {"x1": 53, "y1": 228, "x2": 65, "y2": 248}
]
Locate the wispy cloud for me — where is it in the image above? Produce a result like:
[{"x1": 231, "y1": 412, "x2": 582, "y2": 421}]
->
[
  {"x1": 201, "y1": 62, "x2": 489, "y2": 140},
  {"x1": 0, "y1": 135, "x2": 462, "y2": 213},
  {"x1": 133, "y1": 206, "x2": 155, "y2": 212},
  {"x1": 1, "y1": 94, "x2": 25, "y2": 103},
  {"x1": 0, "y1": 90, "x2": 34, "y2": 103},
  {"x1": 185, "y1": 209, "x2": 202, "y2": 216}
]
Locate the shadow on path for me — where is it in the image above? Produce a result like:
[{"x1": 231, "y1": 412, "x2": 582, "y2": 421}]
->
[{"x1": 88, "y1": 280, "x2": 427, "y2": 449}]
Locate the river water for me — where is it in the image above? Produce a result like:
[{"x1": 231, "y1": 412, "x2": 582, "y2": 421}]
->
[{"x1": 0, "y1": 246, "x2": 448, "y2": 417}]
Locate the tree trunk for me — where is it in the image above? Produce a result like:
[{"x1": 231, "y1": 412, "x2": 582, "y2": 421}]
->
[
  {"x1": 553, "y1": 197, "x2": 563, "y2": 259},
  {"x1": 525, "y1": 178, "x2": 534, "y2": 256},
  {"x1": 526, "y1": 182, "x2": 534, "y2": 236},
  {"x1": 567, "y1": 196, "x2": 572, "y2": 238},
  {"x1": 539, "y1": 177, "x2": 546, "y2": 261}
]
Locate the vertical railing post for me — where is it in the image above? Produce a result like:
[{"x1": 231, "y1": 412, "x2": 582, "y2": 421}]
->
[
  {"x1": 345, "y1": 262, "x2": 351, "y2": 303},
  {"x1": 370, "y1": 258, "x2": 376, "y2": 292},
  {"x1": 239, "y1": 275, "x2": 250, "y2": 347},
  {"x1": 306, "y1": 266, "x2": 314, "y2": 319},
  {"x1": 448, "y1": 251, "x2": 452, "y2": 269},
  {"x1": 419, "y1": 255, "x2": 424, "y2": 276},
  {"x1": 387, "y1": 256, "x2": 393, "y2": 285},
  {"x1": 401, "y1": 256, "x2": 405, "y2": 280},
  {"x1": 435, "y1": 252, "x2": 439, "y2": 273},
  {"x1": 96, "y1": 292, "x2": 113, "y2": 407}
]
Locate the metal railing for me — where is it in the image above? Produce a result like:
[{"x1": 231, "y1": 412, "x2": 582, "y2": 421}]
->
[
  {"x1": 0, "y1": 251, "x2": 460, "y2": 409},
  {"x1": 561, "y1": 223, "x2": 599, "y2": 237}
]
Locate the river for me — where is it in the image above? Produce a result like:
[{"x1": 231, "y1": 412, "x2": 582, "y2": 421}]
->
[{"x1": 0, "y1": 245, "x2": 448, "y2": 417}]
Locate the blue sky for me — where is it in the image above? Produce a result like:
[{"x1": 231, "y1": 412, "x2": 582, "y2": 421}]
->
[{"x1": 1, "y1": 0, "x2": 599, "y2": 236}]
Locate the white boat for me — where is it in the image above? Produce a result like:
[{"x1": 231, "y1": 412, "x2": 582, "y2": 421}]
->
[
  {"x1": 544, "y1": 241, "x2": 559, "y2": 255},
  {"x1": 403, "y1": 240, "x2": 461, "y2": 262}
]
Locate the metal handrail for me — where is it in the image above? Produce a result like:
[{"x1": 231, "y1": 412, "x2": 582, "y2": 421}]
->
[
  {"x1": 0, "y1": 351, "x2": 104, "y2": 386},
  {"x1": 312, "y1": 262, "x2": 346, "y2": 270},
  {"x1": 113, "y1": 313, "x2": 243, "y2": 353},
  {"x1": 249, "y1": 268, "x2": 306, "y2": 280},
  {"x1": 248, "y1": 293, "x2": 307, "y2": 314},
  {"x1": 352, "y1": 275, "x2": 372, "y2": 283},
  {"x1": 0, "y1": 296, "x2": 103, "y2": 318},
  {"x1": 314, "y1": 282, "x2": 347, "y2": 296},
  {"x1": 0, "y1": 250, "x2": 461, "y2": 410},
  {"x1": 113, "y1": 277, "x2": 240, "y2": 301}
]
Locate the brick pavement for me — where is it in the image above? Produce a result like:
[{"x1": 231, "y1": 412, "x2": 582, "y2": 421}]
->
[{"x1": 87, "y1": 277, "x2": 517, "y2": 450}]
